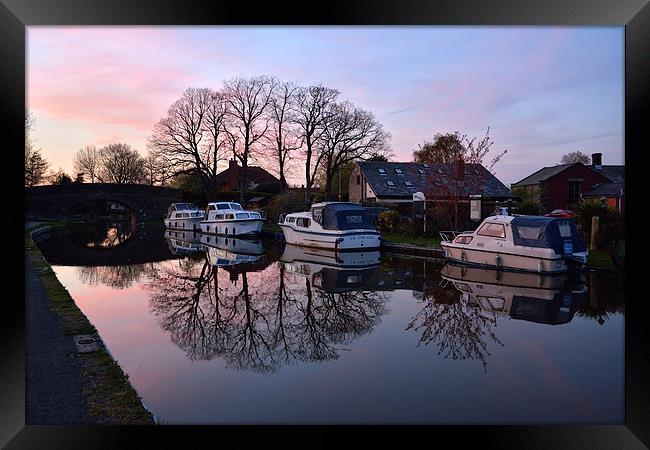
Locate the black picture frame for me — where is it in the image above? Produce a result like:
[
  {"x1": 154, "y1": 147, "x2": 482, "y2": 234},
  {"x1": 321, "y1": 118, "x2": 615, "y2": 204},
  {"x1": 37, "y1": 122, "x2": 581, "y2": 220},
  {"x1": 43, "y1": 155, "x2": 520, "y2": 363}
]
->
[{"x1": 5, "y1": 0, "x2": 647, "y2": 447}]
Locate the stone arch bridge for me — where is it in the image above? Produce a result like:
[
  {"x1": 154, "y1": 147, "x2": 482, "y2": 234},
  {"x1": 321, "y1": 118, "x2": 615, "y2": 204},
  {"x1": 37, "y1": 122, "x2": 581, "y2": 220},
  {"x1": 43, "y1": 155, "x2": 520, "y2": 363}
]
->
[{"x1": 26, "y1": 184, "x2": 184, "y2": 223}]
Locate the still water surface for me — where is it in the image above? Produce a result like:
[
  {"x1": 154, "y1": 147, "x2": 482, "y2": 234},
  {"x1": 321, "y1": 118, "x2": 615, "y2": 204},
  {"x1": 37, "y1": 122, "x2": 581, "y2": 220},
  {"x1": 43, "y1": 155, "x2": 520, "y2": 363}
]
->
[{"x1": 40, "y1": 223, "x2": 624, "y2": 424}]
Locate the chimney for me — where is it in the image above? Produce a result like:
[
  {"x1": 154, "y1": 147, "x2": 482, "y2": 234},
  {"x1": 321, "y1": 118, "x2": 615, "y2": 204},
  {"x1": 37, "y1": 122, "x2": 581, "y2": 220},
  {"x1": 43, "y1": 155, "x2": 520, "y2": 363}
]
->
[
  {"x1": 229, "y1": 159, "x2": 238, "y2": 169},
  {"x1": 591, "y1": 153, "x2": 602, "y2": 168}
]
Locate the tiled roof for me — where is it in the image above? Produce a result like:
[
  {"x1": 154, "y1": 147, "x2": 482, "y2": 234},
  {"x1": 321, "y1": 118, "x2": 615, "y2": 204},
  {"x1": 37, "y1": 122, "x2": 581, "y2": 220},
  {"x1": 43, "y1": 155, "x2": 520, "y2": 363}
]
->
[
  {"x1": 583, "y1": 182, "x2": 625, "y2": 198},
  {"x1": 357, "y1": 161, "x2": 515, "y2": 199},
  {"x1": 512, "y1": 163, "x2": 625, "y2": 187},
  {"x1": 217, "y1": 165, "x2": 280, "y2": 184}
]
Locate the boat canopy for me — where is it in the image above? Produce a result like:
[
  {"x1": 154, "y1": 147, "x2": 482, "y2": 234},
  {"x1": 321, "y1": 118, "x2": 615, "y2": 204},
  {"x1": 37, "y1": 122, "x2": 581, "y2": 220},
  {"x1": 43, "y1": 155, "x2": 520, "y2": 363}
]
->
[
  {"x1": 311, "y1": 203, "x2": 375, "y2": 230},
  {"x1": 510, "y1": 216, "x2": 587, "y2": 255}
]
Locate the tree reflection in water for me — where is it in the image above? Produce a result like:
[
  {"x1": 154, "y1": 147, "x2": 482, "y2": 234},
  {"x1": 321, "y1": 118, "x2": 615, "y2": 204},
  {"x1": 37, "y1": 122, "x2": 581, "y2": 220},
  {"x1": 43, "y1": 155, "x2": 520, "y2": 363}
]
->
[
  {"x1": 76, "y1": 263, "x2": 154, "y2": 289},
  {"x1": 406, "y1": 284, "x2": 503, "y2": 372},
  {"x1": 145, "y1": 257, "x2": 388, "y2": 373}
]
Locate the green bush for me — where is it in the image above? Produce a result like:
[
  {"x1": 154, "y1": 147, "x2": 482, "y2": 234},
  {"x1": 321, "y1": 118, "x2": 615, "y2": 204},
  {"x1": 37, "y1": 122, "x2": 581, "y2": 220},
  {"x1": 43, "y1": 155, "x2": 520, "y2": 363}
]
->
[
  {"x1": 514, "y1": 200, "x2": 541, "y2": 215},
  {"x1": 264, "y1": 191, "x2": 307, "y2": 223},
  {"x1": 595, "y1": 208, "x2": 624, "y2": 252},
  {"x1": 574, "y1": 199, "x2": 605, "y2": 236},
  {"x1": 377, "y1": 210, "x2": 401, "y2": 233}
]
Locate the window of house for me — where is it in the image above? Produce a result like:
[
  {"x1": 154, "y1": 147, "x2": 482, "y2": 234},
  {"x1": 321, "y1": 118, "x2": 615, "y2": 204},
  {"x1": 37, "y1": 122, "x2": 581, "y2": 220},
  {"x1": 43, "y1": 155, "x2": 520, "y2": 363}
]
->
[
  {"x1": 404, "y1": 180, "x2": 413, "y2": 186},
  {"x1": 568, "y1": 180, "x2": 582, "y2": 204},
  {"x1": 395, "y1": 168, "x2": 403, "y2": 174},
  {"x1": 378, "y1": 168, "x2": 387, "y2": 175},
  {"x1": 418, "y1": 169, "x2": 426, "y2": 174},
  {"x1": 477, "y1": 222, "x2": 506, "y2": 238},
  {"x1": 356, "y1": 175, "x2": 361, "y2": 185},
  {"x1": 386, "y1": 180, "x2": 395, "y2": 186}
]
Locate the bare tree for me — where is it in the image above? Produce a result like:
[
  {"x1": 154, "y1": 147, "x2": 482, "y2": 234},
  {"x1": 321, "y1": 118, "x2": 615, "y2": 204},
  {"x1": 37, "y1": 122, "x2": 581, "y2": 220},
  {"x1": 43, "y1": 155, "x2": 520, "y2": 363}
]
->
[
  {"x1": 267, "y1": 80, "x2": 300, "y2": 193},
  {"x1": 73, "y1": 145, "x2": 101, "y2": 183},
  {"x1": 148, "y1": 87, "x2": 217, "y2": 198},
  {"x1": 292, "y1": 84, "x2": 339, "y2": 204},
  {"x1": 320, "y1": 102, "x2": 391, "y2": 200},
  {"x1": 25, "y1": 109, "x2": 50, "y2": 187},
  {"x1": 224, "y1": 75, "x2": 278, "y2": 204},
  {"x1": 560, "y1": 150, "x2": 590, "y2": 165},
  {"x1": 97, "y1": 143, "x2": 146, "y2": 184}
]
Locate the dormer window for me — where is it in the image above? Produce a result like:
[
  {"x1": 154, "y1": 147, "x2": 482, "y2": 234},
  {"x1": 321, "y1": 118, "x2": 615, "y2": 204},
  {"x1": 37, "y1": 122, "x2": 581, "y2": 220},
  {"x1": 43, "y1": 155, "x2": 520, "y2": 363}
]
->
[
  {"x1": 386, "y1": 181, "x2": 395, "y2": 186},
  {"x1": 404, "y1": 181, "x2": 413, "y2": 186},
  {"x1": 378, "y1": 168, "x2": 387, "y2": 175}
]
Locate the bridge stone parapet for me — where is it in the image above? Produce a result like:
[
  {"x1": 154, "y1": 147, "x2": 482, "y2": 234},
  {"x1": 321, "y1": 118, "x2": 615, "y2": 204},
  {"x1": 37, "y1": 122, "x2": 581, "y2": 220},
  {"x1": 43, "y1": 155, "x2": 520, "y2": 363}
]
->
[{"x1": 26, "y1": 183, "x2": 184, "y2": 222}]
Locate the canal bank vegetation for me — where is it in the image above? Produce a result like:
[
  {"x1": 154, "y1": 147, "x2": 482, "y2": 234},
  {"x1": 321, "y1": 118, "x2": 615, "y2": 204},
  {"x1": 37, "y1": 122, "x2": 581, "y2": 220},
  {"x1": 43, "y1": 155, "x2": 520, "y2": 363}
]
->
[{"x1": 26, "y1": 227, "x2": 155, "y2": 424}]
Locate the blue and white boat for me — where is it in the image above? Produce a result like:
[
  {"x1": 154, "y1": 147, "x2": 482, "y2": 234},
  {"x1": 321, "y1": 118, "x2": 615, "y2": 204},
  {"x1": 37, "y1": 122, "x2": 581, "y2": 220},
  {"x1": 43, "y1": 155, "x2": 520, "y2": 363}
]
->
[{"x1": 278, "y1": 202, "x2": 381, "y2": 251}]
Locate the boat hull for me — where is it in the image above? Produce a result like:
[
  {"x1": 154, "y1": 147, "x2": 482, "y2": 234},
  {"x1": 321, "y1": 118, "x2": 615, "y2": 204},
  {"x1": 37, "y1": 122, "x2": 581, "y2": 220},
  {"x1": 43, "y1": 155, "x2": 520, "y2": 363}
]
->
[
  {"x1": 200, "y1": 219, "x2": 264, "y2": 236},
  {"x1": 441, "y1": 242, "x2": 568, "y2": 273},
  {"x1": 164, "y1": 217, "x2": 203, "y2": 231},
  {"x1": 279, "y1": 224, "x2": 381, "y2": 251}
]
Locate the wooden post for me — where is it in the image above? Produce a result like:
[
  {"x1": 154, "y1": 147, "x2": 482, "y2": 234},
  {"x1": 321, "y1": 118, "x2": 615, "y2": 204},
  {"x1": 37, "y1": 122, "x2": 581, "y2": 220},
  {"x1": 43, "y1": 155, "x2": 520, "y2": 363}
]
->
[{"x1": 590, "y1": 216, "x2": 599, "y2": 251}]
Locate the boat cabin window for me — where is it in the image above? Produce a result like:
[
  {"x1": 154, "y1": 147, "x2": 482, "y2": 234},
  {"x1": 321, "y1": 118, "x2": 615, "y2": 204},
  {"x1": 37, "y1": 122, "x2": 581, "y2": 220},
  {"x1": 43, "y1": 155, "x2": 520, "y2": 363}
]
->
[
  {"x1": 216, "y1": 204, "x2": 230, "y2": 210},
  {"x1": 286, "y1": 217, "x2": 296, "y2": 223},
  {"x1": 454, "y1": 235, "x2": 473, "y2": 244},
  {"x1": 311, "y1": 207, "x2": 323, "y2": 224},
  {"x1": 477, "y1": 222, "x2": 506, "y2": 238},
  {"x1": 229, "y1": 203, "x2": 243, "y2": 210},
  {"x1": 182, "y1": 213, "x2": 189, "y2": 218},
  {"x1": 216, "y1": 214, "x2": 225, "y2": 220},
  {"x1": 207, "y1": 205, "x2": 216, "y2": 212},
  {"x1": 297, "y1": 218, "x2": 311, "y2": 228},
  {"x1": 236, "y1": 213, "x2": 249, "y2": 219},
  {"x1": 515, "y1": 225, "x2": 545, "y2": 240},
  {"x1": 225, "y1": 213, "x2": 235, "y2": 220}
]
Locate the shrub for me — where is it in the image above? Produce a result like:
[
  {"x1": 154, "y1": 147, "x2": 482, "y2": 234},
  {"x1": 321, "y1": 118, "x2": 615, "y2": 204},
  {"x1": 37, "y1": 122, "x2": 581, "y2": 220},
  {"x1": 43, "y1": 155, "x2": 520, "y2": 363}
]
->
[
  {"x1": 574, "y1": 199, "x2": 602, "y2": 235},
  {"x1": 514, "y1": 200, "x2": 541, "y2": 216},
  {"x1": 595, "y1": 208, "x2": 624, "y2": 252},
  {"x1": 264, "y1": 191, "x2": 307, "y2": 223},
  {"x1": 377, "y1": 210, "x2": 401, "y2": 234}
]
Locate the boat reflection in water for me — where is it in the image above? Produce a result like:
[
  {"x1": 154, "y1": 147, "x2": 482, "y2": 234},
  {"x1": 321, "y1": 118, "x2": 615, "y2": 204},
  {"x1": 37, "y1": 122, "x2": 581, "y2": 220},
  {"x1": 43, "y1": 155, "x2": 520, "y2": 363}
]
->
[
  {"x1": 281, "y1": 245, "x2": 381, "y2": 293},
  {"x1": 164, "y1": 229, "x2": 204, "y2": 256},
  {"x1": 200, "y1": 234, "x2": 266, "y2": 267},
  {"x1": 440, "y1": 263, "x2": 586, "y2": 326}
]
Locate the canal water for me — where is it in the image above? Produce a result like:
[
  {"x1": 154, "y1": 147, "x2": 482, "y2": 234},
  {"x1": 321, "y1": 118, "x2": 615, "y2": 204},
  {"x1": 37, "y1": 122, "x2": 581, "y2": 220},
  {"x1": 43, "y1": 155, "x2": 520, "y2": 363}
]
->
[{"x1": 38, "y1": 222, "x2": 624, "y2": 424}]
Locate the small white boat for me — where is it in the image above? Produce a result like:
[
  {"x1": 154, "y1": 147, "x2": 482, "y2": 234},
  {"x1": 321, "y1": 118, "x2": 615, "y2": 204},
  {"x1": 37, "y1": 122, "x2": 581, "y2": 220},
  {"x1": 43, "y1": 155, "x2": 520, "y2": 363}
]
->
[
  {"x1": 278, "y1": 202, "x2": 381, "y2": 251},
  {"x1": 164, "y1": 203, "x2": 205, "y2": 230},
  {"x1": 440, "y1": 214, "x2": 588, "y2": 273},
  {"x1": 200, "y1": 202, "x2": 265, "y2": 236},
  {"x1": 440, "y1": 263, "x2": 586, "y2": 325}
]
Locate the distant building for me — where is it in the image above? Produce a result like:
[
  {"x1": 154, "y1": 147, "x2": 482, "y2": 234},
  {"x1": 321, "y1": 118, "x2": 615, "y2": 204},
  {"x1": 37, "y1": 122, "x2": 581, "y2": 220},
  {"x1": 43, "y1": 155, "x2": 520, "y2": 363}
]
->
[
  {"x1": 216, "y1": 159, "x2": 283, "y2": 192},
  {"x1": 348, "y1": 161, "x2": 515, "y2": 204},
  {"x1": 511, "y1": 153, "x2": 624, "y2": 213}
]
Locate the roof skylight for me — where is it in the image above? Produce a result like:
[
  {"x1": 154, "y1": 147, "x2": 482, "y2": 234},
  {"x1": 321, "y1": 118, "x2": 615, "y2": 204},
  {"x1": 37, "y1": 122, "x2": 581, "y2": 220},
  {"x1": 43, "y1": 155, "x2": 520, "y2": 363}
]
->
[{"x1": 386, "y1": 180, "x2": 395, "y2": 186}]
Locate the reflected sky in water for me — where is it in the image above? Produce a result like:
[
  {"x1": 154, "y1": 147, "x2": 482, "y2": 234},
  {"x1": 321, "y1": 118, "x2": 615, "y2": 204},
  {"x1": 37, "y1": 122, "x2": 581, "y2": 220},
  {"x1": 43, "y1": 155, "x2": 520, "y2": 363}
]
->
[{"x1": 46, "y1": 225, "x2": 624, "y2": 424}]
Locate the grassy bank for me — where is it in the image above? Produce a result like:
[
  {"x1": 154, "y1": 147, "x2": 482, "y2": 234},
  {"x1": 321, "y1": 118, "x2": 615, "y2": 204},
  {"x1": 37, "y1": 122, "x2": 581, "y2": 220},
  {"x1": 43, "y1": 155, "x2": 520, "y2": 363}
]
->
[
  {"x1": 586, "y1": 249, "x2": 615, "y2": 270},
  {"x1": 382, "y1": 233, "x2": 441, "y2": 247},
  {"x1": 26, "y1": 228, "x2": 155, "y2": 424}
]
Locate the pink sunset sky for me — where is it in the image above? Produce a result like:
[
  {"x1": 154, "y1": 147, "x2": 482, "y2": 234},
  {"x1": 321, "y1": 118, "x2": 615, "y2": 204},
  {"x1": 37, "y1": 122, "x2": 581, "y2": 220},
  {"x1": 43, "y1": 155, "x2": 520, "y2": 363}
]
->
[{"x1": 27, "y1": 26, "x2": 624, "y2": 186}]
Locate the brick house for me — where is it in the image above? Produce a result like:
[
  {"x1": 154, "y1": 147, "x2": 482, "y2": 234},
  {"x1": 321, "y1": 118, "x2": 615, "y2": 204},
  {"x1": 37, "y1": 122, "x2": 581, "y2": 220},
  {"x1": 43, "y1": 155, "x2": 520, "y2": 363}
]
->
[
  {"x1": 216, "y1": 159, "x2": 283, "y2": 192},
  {"x1": 511, "y1": 153, "x2": 624, "y2": 213}
]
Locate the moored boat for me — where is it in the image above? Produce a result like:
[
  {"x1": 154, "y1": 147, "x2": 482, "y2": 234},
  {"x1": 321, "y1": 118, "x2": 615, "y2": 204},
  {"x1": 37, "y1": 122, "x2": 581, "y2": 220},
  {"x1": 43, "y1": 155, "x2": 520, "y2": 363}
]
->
[
  {"x1": 440, "y1": 214, "x2": 588, "y2": 273},
  {"x1": 164, "y1": 203, "x2": 205, "y2": 230},
  {"x1": 200, "y1": 202, "x2": 265, "y2": 236},
  {"x1": 278, "y1": 202, "x2": 381, "y2": 251}
]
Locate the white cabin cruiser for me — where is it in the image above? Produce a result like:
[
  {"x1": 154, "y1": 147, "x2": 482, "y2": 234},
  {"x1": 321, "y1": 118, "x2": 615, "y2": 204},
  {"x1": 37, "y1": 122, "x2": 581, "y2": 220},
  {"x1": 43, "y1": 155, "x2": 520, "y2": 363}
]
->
[
  {"x1": 278, "y1": 202, "x2": 381, "y2": 251},
  {"x1": 440, "y1": 215, "x2": 588, "y2": 274},
  {"x1": 200, "y1": 202, "x2": 265, "y2": 236},
  {"x1": 164, "y1": 203, "x2": 205, "y2": 230}
]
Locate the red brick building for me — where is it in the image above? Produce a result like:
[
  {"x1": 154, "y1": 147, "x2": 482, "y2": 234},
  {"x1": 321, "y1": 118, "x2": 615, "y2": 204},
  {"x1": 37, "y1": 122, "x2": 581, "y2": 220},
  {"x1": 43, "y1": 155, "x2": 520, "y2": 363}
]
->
[
  {"x1": 216, "y1": 160, "x2": 283, "y2": 192},
  {"x1": 511, "y1": 153, "x2": 624, "y2": 213}
]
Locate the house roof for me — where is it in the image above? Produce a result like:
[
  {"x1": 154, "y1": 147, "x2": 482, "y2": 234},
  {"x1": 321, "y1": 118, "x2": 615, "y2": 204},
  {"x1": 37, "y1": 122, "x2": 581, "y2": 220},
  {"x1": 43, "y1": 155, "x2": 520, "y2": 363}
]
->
[
  {"x1": 512, "y1": 163, "x2": 625, "y2": 187},
  {"x1": 356, "y1": 161, "x2": 515, "y2": 199},
  {"x1": 583, "y1": 182, "x2": 625, "y2": 198},
  {"x1": 217, "y1": 164, "x2": 280, "y2": 184}
]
